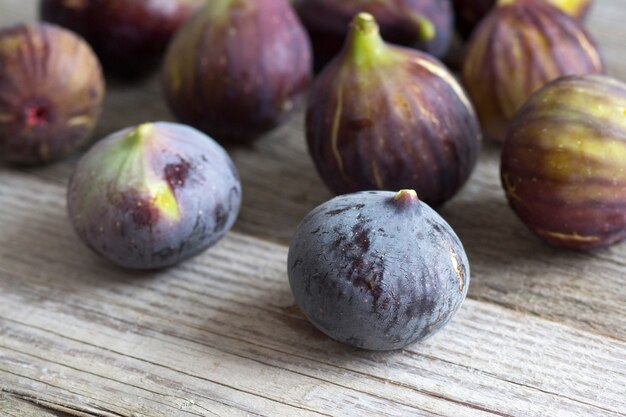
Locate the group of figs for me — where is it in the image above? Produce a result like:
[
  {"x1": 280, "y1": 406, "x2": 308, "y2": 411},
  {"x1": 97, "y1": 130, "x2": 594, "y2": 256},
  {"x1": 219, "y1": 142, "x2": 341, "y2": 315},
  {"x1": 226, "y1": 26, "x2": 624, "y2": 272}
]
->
[{"x1": 0, "y1": 0, "x2": 625, "y2": 351}]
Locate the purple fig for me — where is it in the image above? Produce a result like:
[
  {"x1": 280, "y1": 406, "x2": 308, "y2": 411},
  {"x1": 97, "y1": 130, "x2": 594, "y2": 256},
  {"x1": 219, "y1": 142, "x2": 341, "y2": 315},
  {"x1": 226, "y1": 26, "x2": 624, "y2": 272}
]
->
[
  {"x1": 294, "y1": 0, "x2": 454, "y2": 71},
  {"x1": 462, "y1": 0, "x2": 605, "y2": 142},
  {"x1": 40, "y1": 0, "x2": 204, "y2": 80},
  {"x1": 307, "y1": 13, "x2": 481, "y2": 206},
  {"x1": 288, "y1": 190, "x2": 470, "y2": 350},
  {"x1": 162, "y1": 0, "x2": 312, "y2": 142},
  {"x1": 0, "y1": 22, "x2": 104, "y2": 165},
  {"x1": 67, "y1": 122, "x2": 242, "y2": 270},
  {"x1": 501, "y1": 75, "x2": 626, "y2": 250},
  {"x1": 453, "y1": 0, "x2": 593, "y2": 38}
]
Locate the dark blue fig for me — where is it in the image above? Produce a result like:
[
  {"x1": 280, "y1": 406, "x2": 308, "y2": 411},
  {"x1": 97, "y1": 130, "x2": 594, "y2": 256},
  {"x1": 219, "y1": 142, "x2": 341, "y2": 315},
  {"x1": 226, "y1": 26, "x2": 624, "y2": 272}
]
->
[
  {"x1": 67, "y1": 122, "x2": 242, "y2": 270},
  {"x1": 288, "y1": 190, "x2": 469, "y2": 351}
]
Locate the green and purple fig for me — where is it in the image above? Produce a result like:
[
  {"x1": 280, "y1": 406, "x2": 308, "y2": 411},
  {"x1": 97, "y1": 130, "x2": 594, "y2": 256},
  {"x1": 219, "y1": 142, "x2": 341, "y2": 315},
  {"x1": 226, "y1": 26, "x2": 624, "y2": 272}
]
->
[
  {"x1": 67, "y1": 122, "x2": 242, "y2": 269},
  {"x1": 294, "y1": 0, "x2": 453, "y2": 71},
  {"x1": 501, "y1": 75, "x2": 626, "y2": 250},
  {"x1": 0, "y1": 23, "x2": 104, "y2": 165},
  {"x1": 288, "y1": 190, "x2": 470, "y2": 350},
  {"x1": 453, "y1": 0, "x2": 593, "y2": 38},
  {"x1": 162, "y1": 0, "x2": 312, "y2": 142},
  {"x1": 40, "y1": 0, "x2": 204, "y2": 80},
  {"x1": 307, "y1": 13, "x2": 481, "y2": 206},
  {"x1": 462, "y1": 0, "x2": 604, "y2": 142}
]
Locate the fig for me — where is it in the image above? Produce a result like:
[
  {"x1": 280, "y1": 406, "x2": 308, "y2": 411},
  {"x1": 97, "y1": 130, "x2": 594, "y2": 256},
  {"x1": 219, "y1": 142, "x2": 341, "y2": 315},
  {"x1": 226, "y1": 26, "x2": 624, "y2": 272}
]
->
[
  {"x1": 294, "y1": 0, "x2": 454, "y2": 71},
  {"x1": 288, "y1": 189, "x2": 470, "y2": 350},
  {"x1": 67, "y1": 122, "x2": 242, "y2": 269},
  {"x1": 162, "y1": 0, "x2": 312, "y2": 142},
  {"x1": 462, "y1": 0, "x2": 605, "y2": 142},
  {"x1": 501, "y1": 75, "x2": 626, "y2": 250},
  {"x1": 40, "y1": 0, "x2": 204, "y2": 80},
  {"x1": 306, "y1": 13, "x2": 481, "y2": 206},
  {"x1": 453, "y1": 0, "x2": 593, "y2": 38},
  {"x1": 0, "y1": 23, "x2": 104, "y2": 165}
]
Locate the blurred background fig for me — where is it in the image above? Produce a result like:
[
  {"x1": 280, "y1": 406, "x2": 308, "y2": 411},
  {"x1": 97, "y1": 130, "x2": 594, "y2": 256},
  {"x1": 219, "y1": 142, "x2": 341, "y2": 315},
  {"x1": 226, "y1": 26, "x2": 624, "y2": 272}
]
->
[
  {"x1": 288, "y1": 190, "x2": 470, "y2": 350},
  {"x1": 453, "y1": 0, "x2": 594, "y2": 38},
  {"x1": 162, "y1": 0, "x2": 312, "y2": 142},
  {"x1": 294, "y1": 0, "x2": 453, "y2": 71},
  {"x1": 40, "y1": 0, "x2": 204, "y2": 80},
  {"x1": 67, "y1": 122, "x2": 242, "y2": 270},
  {"x1": 462, "y1": 0, "x2": 604, "y2": 142},
  {"x1": 501, "y1": 75, "x2": 626, "y2": 250},
  {"x1": 307, "y1": 13, "x2": 481, "y2": 206},
  {"x1": 0, "y1": 22, "x2": 104, "y2": 165}
]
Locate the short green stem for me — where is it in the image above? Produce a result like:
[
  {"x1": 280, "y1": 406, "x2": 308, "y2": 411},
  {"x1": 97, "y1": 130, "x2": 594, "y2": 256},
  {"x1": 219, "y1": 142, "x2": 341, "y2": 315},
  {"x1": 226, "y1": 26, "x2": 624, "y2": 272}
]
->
[{"x1": 345, "y1": 13, "x2": 392, "y2": 68}]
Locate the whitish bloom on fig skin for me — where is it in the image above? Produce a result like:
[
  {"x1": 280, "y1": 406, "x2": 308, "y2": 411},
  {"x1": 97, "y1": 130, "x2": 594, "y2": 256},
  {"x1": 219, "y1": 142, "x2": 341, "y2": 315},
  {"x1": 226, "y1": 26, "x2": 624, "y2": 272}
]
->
[{"x1": 67, "y1": 122, "x2": 242, "y2": 270}]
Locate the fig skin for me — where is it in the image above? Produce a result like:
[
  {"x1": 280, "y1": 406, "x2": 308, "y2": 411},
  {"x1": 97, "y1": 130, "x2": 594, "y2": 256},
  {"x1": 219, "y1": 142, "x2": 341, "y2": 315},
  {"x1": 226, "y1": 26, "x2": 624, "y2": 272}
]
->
[
  {"x1": 453, "y1": 0, "x2": 593, "y2": 38},
  {"x1": 294, "y1": 0, "x2": 453, "y2": 71},
  {"x1": 40, "y1": 0, "x2": 204, "y2": 80},
  {"x1": 0, "y1": 23, "x2": 104, "y2": 165},
  {"x1": 162, "y1": 0, "x2": 312, "y2": 142},
  {"x1": 307, "y1": 13, "x2": 481, "y2": 207},
  {"x1": 288, "y1": 190, "x2": 470, "y2": 351},
  {"x1": 67, "y1": 122, "x2": 242, "y2": 270},
  {"x1": 462, "y1": 0, "x2": 604, "y2": 143},
  {"x1": 501, "y1": 75, "x2": 626, "y2": 250}
]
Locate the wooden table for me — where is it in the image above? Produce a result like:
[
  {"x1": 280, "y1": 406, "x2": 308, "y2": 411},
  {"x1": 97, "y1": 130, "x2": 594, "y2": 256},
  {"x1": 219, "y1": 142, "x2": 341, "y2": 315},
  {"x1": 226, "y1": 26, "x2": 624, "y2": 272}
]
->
[{"x1": 1, "y1": 1, "x2": 625, "y2": 416}]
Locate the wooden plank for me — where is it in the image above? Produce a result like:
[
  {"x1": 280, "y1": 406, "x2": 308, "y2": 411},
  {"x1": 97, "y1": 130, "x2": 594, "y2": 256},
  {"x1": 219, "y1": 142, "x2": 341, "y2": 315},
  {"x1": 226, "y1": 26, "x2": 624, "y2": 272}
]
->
[
  {"x1": 1, "y1": 1, "x2": 626, "y2": 416},
  {"x1": 0, "y1": 392, "x2": 73, "y2": 417},
  {"x1": 0, "y1": 172, "x2": 625, "y2": 417}
]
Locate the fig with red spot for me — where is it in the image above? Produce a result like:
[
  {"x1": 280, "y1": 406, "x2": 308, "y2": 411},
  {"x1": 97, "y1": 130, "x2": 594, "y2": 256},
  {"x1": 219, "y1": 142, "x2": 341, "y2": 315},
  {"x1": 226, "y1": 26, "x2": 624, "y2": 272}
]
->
[
  {"x1": 0, "y1": 22, "x2": 104, "y2": 165},
  {"x1": 40, "y1": 0, "x2": 204, "y2": 80},
  {"x1": 288, "y1": 190, "x2": 470, "y2": 350},
  {"x1": 306, "y1": 13, "x2": 481, "y2": 206},
  {"x1": 67, "y1": 122, "x2": 242, "y2": 269}
]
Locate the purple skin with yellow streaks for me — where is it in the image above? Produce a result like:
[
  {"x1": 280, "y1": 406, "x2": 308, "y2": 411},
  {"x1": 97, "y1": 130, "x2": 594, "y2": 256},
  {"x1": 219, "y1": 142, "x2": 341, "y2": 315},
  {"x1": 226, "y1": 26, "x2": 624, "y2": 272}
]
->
[
  {"x1": 67, "y1": 122, "x2": 242, "y2": 270},
  {"x1": 453, "y1": 0, "x2": 593, "y2": 39},
  {"x1": 294, "y1": 0, "x2": 453, "y2": 72},
  {"x1": 288, "y1": 190, "x2": 470, "y2": 351},
  {"x1": 462, "y1": 0, "x2": 605, "y2": 142},
  {"x1": 40, "y1": 0, "x2": 204, "y2": 80},
  {"x1": 502, "y1": 75, "x2": 626, "y2": 250},
  {"x1": 162, "y1": 0, "x2": 312, "y2": 142},
  {"x1": 307, "y1": 13, "x2": 481, "y2": 207},
  {"x1": 0, "y1": 23, "x2": 104, "y2": 165}
]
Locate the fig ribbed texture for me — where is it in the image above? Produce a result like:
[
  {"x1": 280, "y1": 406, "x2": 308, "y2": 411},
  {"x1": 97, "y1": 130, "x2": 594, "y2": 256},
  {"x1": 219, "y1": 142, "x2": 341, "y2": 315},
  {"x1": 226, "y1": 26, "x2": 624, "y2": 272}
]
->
[
  {"x1": 162, "y1": 0, "x2": 312, "y2": 142},
  {"x1": 307, "y1": 14, "x2": 481, "y2": 206},
  {"x1": 0, "y1": 23, "x2": 104, "y2": 164},
  {"x1": 501, "y1": 75, "x2": 626, "y2": 250},
  {"x1": 462, "y1": 0, "x2": 604, "y2": 142}
]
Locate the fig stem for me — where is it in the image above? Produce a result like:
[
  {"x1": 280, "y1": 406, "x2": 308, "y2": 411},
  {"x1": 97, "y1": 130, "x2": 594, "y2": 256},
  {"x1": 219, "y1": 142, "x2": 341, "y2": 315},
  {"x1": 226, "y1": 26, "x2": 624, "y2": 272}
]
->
[
  {"x1": 345, "y1": 13, "x2": 392, "y2": 67},
  {"x1": 393, "y1": 189, "x2": 419, "y2": 209},
  {"x1": 408, "y1": 13, "x2": 436, "y2": 42}
]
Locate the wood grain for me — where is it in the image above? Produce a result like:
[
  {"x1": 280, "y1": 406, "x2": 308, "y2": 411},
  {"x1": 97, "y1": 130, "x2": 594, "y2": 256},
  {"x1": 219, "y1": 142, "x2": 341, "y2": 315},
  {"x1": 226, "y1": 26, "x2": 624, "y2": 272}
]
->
[{"x1": 1, "y1": 1, "x2": 626, "y2": 416}]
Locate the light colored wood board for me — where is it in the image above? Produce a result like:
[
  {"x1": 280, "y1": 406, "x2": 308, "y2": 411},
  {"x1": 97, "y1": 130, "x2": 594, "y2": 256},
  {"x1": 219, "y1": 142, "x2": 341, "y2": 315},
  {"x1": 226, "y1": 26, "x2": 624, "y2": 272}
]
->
[
  {"x1": 0, "y1": 392, "x2": 73, "y2": 417},
  {"x1": 0, "y1": 173, "x2": 625, "y2": 417}
]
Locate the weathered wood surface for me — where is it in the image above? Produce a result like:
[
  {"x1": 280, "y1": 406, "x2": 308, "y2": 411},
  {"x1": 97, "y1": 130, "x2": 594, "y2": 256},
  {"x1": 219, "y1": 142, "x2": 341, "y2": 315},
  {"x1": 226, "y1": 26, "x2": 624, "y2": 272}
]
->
[{"x1": 1, "y1": 1, "x2": 626, "y2": 416}]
